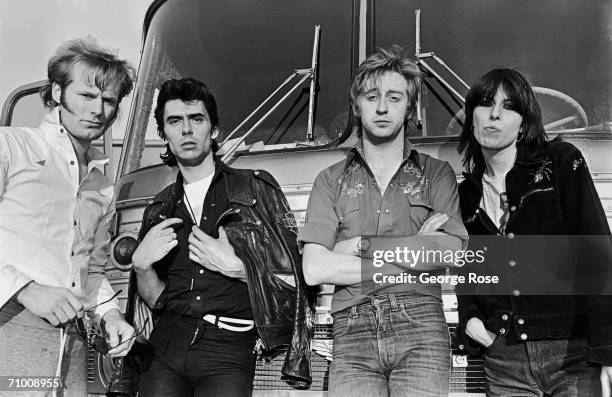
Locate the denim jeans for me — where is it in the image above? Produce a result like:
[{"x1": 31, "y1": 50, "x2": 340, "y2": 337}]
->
[
  {"x1": 329, "y1": 294, "x2": 450, "y2": 397},
  {"x1": 139, "y1": 319, "x2": 256, "y2": 397},
  {"x1": 0, "y1": 298, "x2": 87, "y2": 396},
  {"x1": 484, "y1": 335, "x2": 601, "y2": 396}
]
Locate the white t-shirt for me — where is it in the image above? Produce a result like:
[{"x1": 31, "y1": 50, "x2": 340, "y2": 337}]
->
[
  {"x1": 183, "y1": 173, "x2": 214, "y2": 225},
  {"x1": 481, "y1": 172, "x2": 508, "y2": 231}
]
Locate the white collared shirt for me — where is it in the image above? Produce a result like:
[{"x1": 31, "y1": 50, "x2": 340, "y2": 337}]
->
[{"x1": 0, "y1": 108, "x2": 119, "y2": 319}]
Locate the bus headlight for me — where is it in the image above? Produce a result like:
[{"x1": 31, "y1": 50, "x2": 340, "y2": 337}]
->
[{"x1": 110, "y1": 232, "x2": 138, "y2": 271}]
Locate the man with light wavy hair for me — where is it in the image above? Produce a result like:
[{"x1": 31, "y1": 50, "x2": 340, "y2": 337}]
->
[{"x1": 0, "y1": 37, "x2": 136, "y2": 395}]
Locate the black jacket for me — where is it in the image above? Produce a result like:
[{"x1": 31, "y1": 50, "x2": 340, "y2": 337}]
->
[
  {"x1": 456, "y1": 139, "x2": 612, "y2": 365},
  {"x1": 129, "y1": 160, "x2": 313, "y2": 386}
]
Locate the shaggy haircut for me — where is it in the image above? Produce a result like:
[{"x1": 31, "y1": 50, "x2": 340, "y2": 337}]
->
[
  {"x1": 458, "y1": 68, "x2": 547, "y2": 171},
  {"x1": 349, "y1": 45, "x2": 421, "y2": 135},
  {"x1": 40, "y1": 37, "x2": 135, "y2": 110},
  {"x1": 154, "y1": 78, "x2": 220, "y2": 166}
]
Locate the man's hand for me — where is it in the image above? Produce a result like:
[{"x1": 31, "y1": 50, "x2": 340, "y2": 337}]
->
[
  {"x1": 16, "y1": 282, "x2": 84, "y2": 326},
  {"x1": 418, "y1": 213, "x2": 449, "y2": 235},
  {"x1": 465, "y1": 317, "x2": 497, "y2": 348},
  {"x1": 333, "y1": 237, "x2": 361, "y2": 256},
  {"x1": 188, "y1": 226, "x2": 246, "y2": 281},
  {"x1": 132, "y1": 218, "x2": 182, "y2": 271},
  {"x1": 102, "y1": 309, "x2": 135, "y2": 357}
]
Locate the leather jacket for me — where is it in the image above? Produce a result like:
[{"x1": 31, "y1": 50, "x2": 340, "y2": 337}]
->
[
  {"x1": 110, "y1": 159, "x2": 313, "y2": 395},
  {"x1": 456, "y1": 139, "x2": 612, "y2": 364}
]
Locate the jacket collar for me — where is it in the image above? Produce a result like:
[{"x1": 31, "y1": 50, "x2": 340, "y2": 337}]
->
[
  {"x1": 463, "y1": 142, "x2": 550, "y2": 183},
  {"x1": 218, "y1": 157, "x2": 257, "y2": 206},
  {"x1": 160, "y1": 155, "x2": 254, "y2": 210},
  {"x1": 174, "y1": 155, "x2": 227, "y2": 193},
  {"x1": 514, "y1": 141, "x2": 549, "y2": 166}
]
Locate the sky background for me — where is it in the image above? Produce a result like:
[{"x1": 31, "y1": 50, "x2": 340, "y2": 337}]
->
[{"x1": 0, "y1": 0, "x2": 153, "y2": 136}]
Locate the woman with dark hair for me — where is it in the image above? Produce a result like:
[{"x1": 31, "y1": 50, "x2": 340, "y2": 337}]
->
[{"x1": 456, "y1": 68, "x2": 612, "y2": 395}]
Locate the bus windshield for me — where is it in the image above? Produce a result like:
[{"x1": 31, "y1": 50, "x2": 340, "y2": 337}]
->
[
  {"x1": 120, "y1": 0, "x2": 354, "y2": 174},
  {"x1": 374, "y1": 0, "x2": 612, "y2": 138}
]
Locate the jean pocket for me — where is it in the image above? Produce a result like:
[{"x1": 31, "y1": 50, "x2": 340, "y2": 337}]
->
[
  {"x1": 218, "y1": 327, "x2": 257, "y2": 348},
  {"x1": 332, "y1": 312, "x2": 354, "y2": 337},
  {"x1": 396, "y1": 298, "x2": 446, "y2": 327},
  {"x1": 484, "y1": 334, "x2": 503, "y2": 352},
  {"x1": 396, "y1": 303, "x2": 427, "y2": 327}
]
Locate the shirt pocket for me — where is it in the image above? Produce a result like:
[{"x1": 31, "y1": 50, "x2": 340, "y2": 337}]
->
[
  {"x1": 334, "y1": 199, "x2": 362, "y2": 240},
  {"x1": 407, "y1": 195, "x2": 434, "y2": 229}
]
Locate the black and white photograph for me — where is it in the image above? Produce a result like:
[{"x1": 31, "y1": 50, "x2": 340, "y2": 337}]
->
[{"x1": 1, "y1": 1, "x2": 611, "y2": 396}]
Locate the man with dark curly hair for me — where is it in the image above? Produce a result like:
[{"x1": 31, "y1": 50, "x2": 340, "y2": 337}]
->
[{"x1": 128, "y1": 77, "x2": 311, "y2": 396}]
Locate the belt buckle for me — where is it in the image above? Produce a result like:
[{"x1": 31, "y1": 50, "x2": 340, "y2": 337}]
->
[{"x1": 203, "y1": 314, "x2": 254, "y2": 332}]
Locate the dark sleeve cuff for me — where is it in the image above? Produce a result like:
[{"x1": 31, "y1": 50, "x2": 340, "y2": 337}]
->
[
  {"x1": 587, "y1": 345, "x2": 612, "y2": 365},
  {"x1": 456, "y1": 297, "x2": 485, "y2": 356}
]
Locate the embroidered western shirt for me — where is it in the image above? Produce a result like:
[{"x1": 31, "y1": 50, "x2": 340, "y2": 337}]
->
[
  {"x1": 299, "y1": 138, "x2": 468, "y2": 314},
  {"x1": 0, "y1": 108, "x2": 119, "y2": 319}
]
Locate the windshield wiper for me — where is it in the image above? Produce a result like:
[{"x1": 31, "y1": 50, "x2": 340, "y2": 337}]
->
[{"x1": 220, "y1": 25, "x2": 321, "y2": 162}]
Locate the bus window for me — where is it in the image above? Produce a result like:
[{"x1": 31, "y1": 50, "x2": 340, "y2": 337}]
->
[{"x1": 120, "y1": 0, "x2": 354, "y2": 175}]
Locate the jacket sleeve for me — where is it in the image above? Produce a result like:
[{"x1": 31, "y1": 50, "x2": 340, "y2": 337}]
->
[
  {"x1": 85, "y1": 199, "x2": 121, "y2": 320},
  {"x1": 455, "y1": 294, "x2": 486, "y2": 355},
  {"x1": 123, "y1": 205, "x2": 154, "y2": 324},
  {"x1": 557, "y1": 143, "x2": 612, "y2": 364},
  {"x1": 454, "y1": 180, "x2": 486, "y2": 356},
  {"x1": 124, "y1": 202, "x2": 167, "y2": 329},
  {"x1": 254, "y1": 170, "x2": 314, "y2": 387}
]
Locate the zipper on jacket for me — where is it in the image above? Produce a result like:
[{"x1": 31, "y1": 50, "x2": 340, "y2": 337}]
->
[
  {"x1": 518, "y1": 187, "x2": 553, "y2": 208},
  {"x1": 215, "y1": 207, "x2": 241, "y2": 228}
]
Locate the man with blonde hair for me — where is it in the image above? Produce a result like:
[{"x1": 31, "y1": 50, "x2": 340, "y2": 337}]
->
[
  {"x1": 300, "y1": 45, "x2": 467, "y2": 396},
  {"x1": 0, "y1": 37, "x2": 136, "y2": 395}
]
